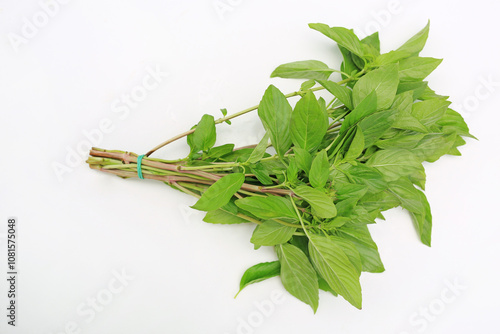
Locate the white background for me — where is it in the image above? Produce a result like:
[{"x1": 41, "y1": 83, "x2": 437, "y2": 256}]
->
[{"x1": 1, "y1": 0, "x2": 499, "y2": 333}]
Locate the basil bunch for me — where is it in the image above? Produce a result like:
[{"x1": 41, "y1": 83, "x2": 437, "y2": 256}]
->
[{"x1": 88, "y1": 21, "x2": 473, "y2": 312}]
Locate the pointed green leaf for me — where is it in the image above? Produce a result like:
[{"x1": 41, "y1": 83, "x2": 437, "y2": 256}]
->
[
  {"x1": 247, "y1": 133, "x2": 270, "y2": 163},
  {"x1": 318, "y1": 276, "x2": 338, "y2": 296},
  {"x1": 393, "y1": 112, "x2": 429, "y2": 133},
  {"x1": 337, "y1": 224, "x2": 385, "y2": 273},
  {"x1": 309, "y1": 150, "x2": 330, "y2": 189},
  {"x1": 358, "y1": 109, "x2": 395, "y2": 148},
  {"x1": 374, "y1": 50, "x2": 411, "y2": 66},
  {"x1": 361, "y1": 32, "x2": 380, "y2": 54},
  {"x1": 399, "y1": 57, "x2": 442, "y2": 81},
  {"x1": 287, "y1": 157, "x2": 299, "y2": 184},
  {"x1": 353, "y1": 64, "x2": 400, "y2": 109},
  {"x1": 308, "y1": 234, "x2": 362, "y2": 309},
  {"x1": 397, "y1": 81, "x2": 429, "y2": 100},
  {"x1": 309, "y1": 23, "x2": 364, "y2": 58},
  {"x1": 290, "y1": 91, "x2": 328, "y2": 152},
  {"x1": 376, "y1": 133, "x2": 426, "y2": 150},
  {"x1": 344, "y1": 127, "x2": 365, "y2": 161},
  {"x1": 187, "y1": 114, "x2": 216, "y2": 154},
  {"x1": 410, "y1": 191, "x2": 432, "y2": 246},
  {"x1": 207, "y1": 144, "x2": 235, "y2": 159},
  {"x1": 250, "y1": 163, "x2": 274, "y2": 185},
  {"x1": 420, "y1": 85, "x2": 448, "y2": 100},
  {"x1": 413, "y1": 133, "x2": 457, "y2": 163},
  {"x1": 366, "y1": 149, "x2": 422, "y2": 181},
  {"x1": 411, "y1": 99, "x2": 451, "y2": 127},
  {"x1": 271, "y1": 60, "x2": 335, "y2": 80},
  {"x1": 235, "y1": 196, "x2": 298, "y2": 220},
  {"x1": 388, "y1": 178, "x2": 425, "y2": 215},
  {"x1": 203, "y1": 209, "x2": 248, "y2": 225},
  {"x1": 258, "y1": 85, "x2": 293, "y2": 157},
  {"x1": 396, "y1": 21, "x2": 430, "y2": 55},
  {"x1": 251, "y1": 221, "x2": 296, "y2": 246},
  {"x1": 301, "y1": 79, "x2": 316, "y2": 91},
  {"x1": 329, "y1": 236, "x2": 363, "y2": 274},
  {"x1": 342, "y1": 90, "x2": 378, "y2": 130},
  {"x1": 317, "y1": 80, "x2": 353, "y2": 110},
  {"x1": 276, "y1": 243, "x2": 319, "y2": 312},
  {"x1": 293, "y1": 185, "x2": 337, "y2": 218},
  {"x1": 237, "y1": 261, "x2": 281, "y2": 296},
  {"x1": 294, "y1": 147, "x2": 313, "y2": 175},
  {"x1": 192, "y1": 173, "x2": 244, "y2": 211},
  {"x1": 437, "y1": 108, "x2": 476, "y2": 139},
  {"x1": 339, "y1": 46, "x2": 361, "y2": 81},
  {"x1": 391, "y1": 92, "x2": 429, "y2": 133},
  {"x1": 340, "y1": 164, "x2": 388, "y2": 194}
]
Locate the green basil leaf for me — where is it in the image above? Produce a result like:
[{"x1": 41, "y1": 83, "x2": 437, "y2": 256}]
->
[
  {"x1": 413, "y1": 133, "x2": 457, "y2": 163},
  {"x1": 437, "y1": 108, "x2": 476, "y2": 139},
  {"x1": 317, "y1": 80, "x2": 353, "y2": 110},
  {"x1": 203, "y1": 208, "x2": 248, "y2": 225},
  {"x1": 359, "y1": 191, "x2": 400, "y2": 213},
  {"x1": 291, "y1": 91, "x2": 328, "y2": 152},
  {"x1": 293, "y1": 185, "x2": 337, "y2": 218},
  {"x1": 335, "y1": 182, "x2": 368, "y2": 202},
  {"x1": 388, "y1": 178, "x2": 426, "y2": 215},
  {"x1": 376, "y1": 133, "x2": 426, "y2": 150},
  {"x1": 411, "y1": 99, "x2": 451, "y2": 127},
  {"x1": 391, "y1": 92, "x2": 428, "y2": 133},
  {"x1": 340, "y1": 164, "x2": 388, "y2": 194},
  {"x1": 308, "y1": 234, "x2": 362, "y2": 309},
  {"x1": 358, "y1": 109, "x2": 395, "y2": 148},
  {"x1": 419, "y1": 85, "x2": 448, "y2": 100},
  {"x1": 247, "y1": 133, "x2": 270, "y2": 163},
  {"x1": 271, "y1": 60, "x2": 335, "y2": 80},
  {"x1": 361, "y1": 32, "x2": 380, "y2": 54},
  {"x1": 220, "y1": 148, "x2": 258, "y2": 162},
  {"x1": 309, "y1": 150, "x2": 330, "y2": 189},
  {"x1": 318, "y1": 276, "x2": 338, "y2": 296},
  {"x1": 237, "y1": 261, "x2": 281, "y2": 296},
  {"x1": 337, "y1": 224, "x2": 385, "y2": 273},
  {"x1": 365, "y1": 149, "x2": 422, "y2": 181},
  {"x1": 393, "y1": 113, "x2": 428, "y2": 133},
  {"x1": 207, "y1": 144, "x2": 235, "y2": 159},
  {"x1": 373, "y1": 50, "x2": 411, "y2": 66},
  {"x1": 276, "y1": 243, "x2": 319, "y2": 312},
  {"x1": 343, "y1": 127, "x2": 364, "y2": 161},
  {"x1": 309, "y1": 23, "x2": 364, "y2": 58},
  {"x1": 353, "y1": 64, "x2": 399, "y2": 109},
  {"x1": 410, "y1": 191, "x2": 432, "y2": 246},
  {"x1": 391, "y1": 91, "x2": 413, "y2": 113},
  {"x1": 286, "y1": 157, "x2": 299, "y2": 184},
  {"x1": 396, "y1": 20, "x2": 430, "y2": 55},
  {"x1": 235, "y1": 196, "x2": 298, "y2": 220},
  {"x1": 258, "y1": 85, "x2": 293, "y2": 157},
  {"x1": 294, "y1": 147, "x2": 313, "y2": 175},
  {"x1": 410, "y1": 167, "x2": 427, "y2": 190},
  {"x1": 342, "y1": 90, "x2": 377, "y2": 130},
  {"x1": 339, "y1": 46, "x2": 360, "y2": 82},
  {"x1": 251, "y1": 221, "x2": 296, "y2": 246},
  {"x1": 301, "y1": 79, "x2": 316, "y2": 91},
  {"x1": 250, "y1": 163, "x2": 274, "y2": 185},
  {"x1": 398, "y1": 57, "x2": 442, "y2": 81},
  {"x1": 187, "y1": 114, "x2": 216, "y2": 154},
  {"x1": 192, "y1": 173, "x2": 244, "y2": 211},
  {"x1": 329, "y1": 236, "x2": 362, "y2": 274}
]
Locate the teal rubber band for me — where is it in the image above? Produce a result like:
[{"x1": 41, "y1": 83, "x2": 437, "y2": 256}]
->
[{"x1": 137, "y1": 154, "x2": 145, "y2": 179}]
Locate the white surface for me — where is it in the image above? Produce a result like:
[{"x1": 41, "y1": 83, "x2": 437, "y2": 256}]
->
[{"x1": 1, "y1": 0, "x2": 499, "y2": 333}]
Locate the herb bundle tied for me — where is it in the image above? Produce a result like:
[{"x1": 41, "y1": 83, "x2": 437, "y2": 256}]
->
[{"x1": 87, "y1": 21, "x2": 473, "y2": 312}]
